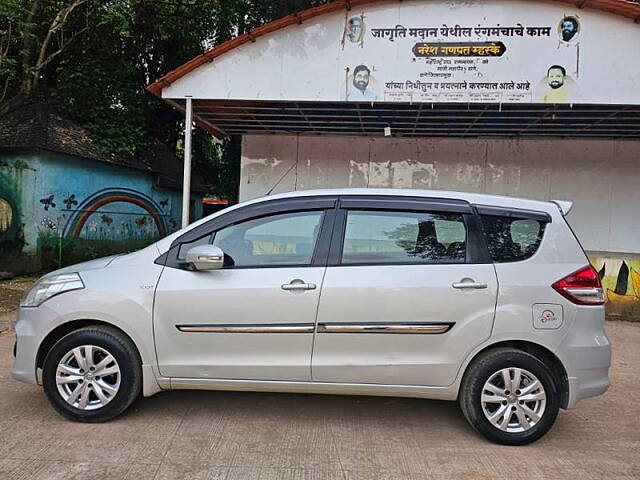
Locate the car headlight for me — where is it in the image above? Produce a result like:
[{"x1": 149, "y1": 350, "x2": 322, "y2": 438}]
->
[{"x1": 20, "y1": 273, "x2": 85, "y2": 308}]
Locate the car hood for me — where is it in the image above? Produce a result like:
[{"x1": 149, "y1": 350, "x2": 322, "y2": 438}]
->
[{"x1": 47, "y1": 254, "x2": 123, "y2": 276}]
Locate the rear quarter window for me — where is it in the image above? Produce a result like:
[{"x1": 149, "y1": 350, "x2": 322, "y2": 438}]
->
[{"x1": 479, "y1": 215, "x2": 547, "y2": 263}]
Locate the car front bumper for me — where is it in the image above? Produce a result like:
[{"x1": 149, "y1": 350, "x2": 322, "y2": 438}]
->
[{"x1": 11, "y1": 308, "x2": 42, "y2": 385}]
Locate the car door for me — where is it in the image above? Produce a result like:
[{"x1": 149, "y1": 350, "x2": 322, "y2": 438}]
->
[
  {"x1": 311, "y1": 196, "x2": 498, "y2": 386},
  {"x1": 154, "y1": 197, "x2": 336, "y2": 381}
]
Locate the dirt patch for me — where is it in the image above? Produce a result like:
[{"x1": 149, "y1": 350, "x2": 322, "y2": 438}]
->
[
  {"x1": 0, "y1": 274, "x2": 39, "y2": 315},
  {"x1": 0, "y1": 274, "x2": 39, "y2": 334}
]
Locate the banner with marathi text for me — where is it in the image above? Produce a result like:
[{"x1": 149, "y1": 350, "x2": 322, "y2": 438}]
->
[{"x1": 163, "y1": 0, "x2": 640, "y2": 105}]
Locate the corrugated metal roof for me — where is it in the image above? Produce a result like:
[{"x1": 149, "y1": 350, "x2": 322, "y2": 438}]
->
[{"x1": 178, "y1": 99, "x2": 640, "y2": 139}]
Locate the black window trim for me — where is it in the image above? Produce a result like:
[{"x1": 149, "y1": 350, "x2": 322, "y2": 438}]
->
[
  {"x1": 474, "y1": 204, "x2": 552, "y2": 223},
  {"x1": 339, "y1": 196, "x2": 473, "y2": 214},
  {"x1": 328, "y1": 196, "x2": 491, "y2": 267},
  {"x1": 158, "y1": 195, "x2": 339, "y2": 270}
]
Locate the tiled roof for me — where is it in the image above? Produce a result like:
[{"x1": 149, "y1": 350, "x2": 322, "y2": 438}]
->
[
  {"x1": 0, "y1": 104, "x2": 208, "y2": 193},
  {"x1": 0, "y1": 103, "x2": 149, "y2": 171}
]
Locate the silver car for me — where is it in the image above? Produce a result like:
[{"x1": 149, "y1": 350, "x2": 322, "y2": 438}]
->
[{"x1": 12, "y1": 189, "x2": 610, "y2": 445}]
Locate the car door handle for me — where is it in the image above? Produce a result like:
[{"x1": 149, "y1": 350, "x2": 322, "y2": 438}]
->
[
  {"x1": 452, "y1": 281, "x2": 488, "y2": 289},
  {"x1": 281, "y1": 281, "x2": 317, "y2": 291}
]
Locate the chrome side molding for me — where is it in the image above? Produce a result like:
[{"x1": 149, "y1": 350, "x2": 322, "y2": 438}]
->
[
  {"x1": 177, "y1": 322, "x2": 453, "y2": 334},
  {"x1": 176, "y1": 323, "x2": 315, "y2": 333},
  {"x1": 316, "y1": 322, "x2": 454, "y2": 334}
]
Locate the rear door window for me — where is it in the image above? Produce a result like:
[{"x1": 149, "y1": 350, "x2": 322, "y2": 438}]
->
[
  {"x1": 479, "y1": 215, "x2": 547, "y2": 262},
  {"x1": 341, "y1": 210, "x2": 467, "y2": 264}
]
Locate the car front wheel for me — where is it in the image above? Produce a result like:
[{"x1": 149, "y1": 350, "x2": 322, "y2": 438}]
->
[
  {"x1": 42, "y1": 326, "x2": 141, "y2": 422},
  {"x1": 459, "y1": 348, "x2": 560, "y2": 445}
]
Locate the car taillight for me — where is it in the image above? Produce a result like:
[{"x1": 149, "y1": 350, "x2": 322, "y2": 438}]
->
[{"x1": 552, "y1": 265, "x2": 605, "y2": 305}]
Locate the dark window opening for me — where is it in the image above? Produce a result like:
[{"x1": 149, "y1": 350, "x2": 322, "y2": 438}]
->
[{"x1": 480, "y1": 215, "x2": 547, "y2": 263}]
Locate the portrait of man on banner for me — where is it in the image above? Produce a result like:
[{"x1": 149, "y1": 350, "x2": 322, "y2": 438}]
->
[
  {"x1": 558, "y1": 16, "x2": 580, "y2": 42},
  {"x1": 347, "y1": 64, "x2": 378, "y2": 101},
  {"x1": 346, "y1": 16, "x2": 365, "y2": 44},
  {"x1": 538, "y1": 65, "x2": 575, "y2": 103}
]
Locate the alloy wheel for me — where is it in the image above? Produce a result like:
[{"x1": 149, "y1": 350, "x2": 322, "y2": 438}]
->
[
  {"x1": 55, "y1": 345, "x2": 121, "y2": 410},
  {"x1": 480, "y1": 367, "x2": 547, "y2": 433}
]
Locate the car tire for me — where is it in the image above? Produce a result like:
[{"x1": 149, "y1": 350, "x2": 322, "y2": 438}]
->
[
  {"x1": 42, "y1": 325, "x2": 141, "y2": 422},
  {"x1": 459, "y1": 347, "x2": 560, "y2": 445}
]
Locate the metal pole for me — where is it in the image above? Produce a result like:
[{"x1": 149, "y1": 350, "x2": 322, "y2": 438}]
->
[
  {"x1": 58, "y1": 229, "x2": 63, "y2": 268},
  {"x1": 181, "y1": 96, "x2": 193, "y2": 228}
]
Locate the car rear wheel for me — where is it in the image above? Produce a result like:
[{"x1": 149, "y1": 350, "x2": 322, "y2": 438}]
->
[
  {"x1": 42, "y1": 326, "x2": 141, "y2": 422},
  {"x1": 459, "y1": 348, "x2": 560, "y2": 445}
]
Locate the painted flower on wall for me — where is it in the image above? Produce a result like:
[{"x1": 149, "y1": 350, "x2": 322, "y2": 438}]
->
[
  {"x1": 40, "y1": 195, "x2": 56, "y2": 211},
  {"x1": 63, "y1": 194, "x2": 78, "y2": 209},
  {"x1": 41, "y1": 217, "x2": 57, "y2": 230}
]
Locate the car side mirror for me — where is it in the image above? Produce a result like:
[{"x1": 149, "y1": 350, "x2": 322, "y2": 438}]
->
[{"x1": 185, "y1": 244, "x2": 225, "y2": 271}]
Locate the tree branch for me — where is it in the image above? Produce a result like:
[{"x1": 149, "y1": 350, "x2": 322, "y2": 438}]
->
[
  {"x1": 37, "y1": 24, "x2": 89, "y2": 70},
  {"x1": 19, "y1": 0, "x2": 41, "y2": 80},
  {"x1": 32, "y1": 0, "x2": 89, "y2": 89},
  {"x1": 0, "y1": 23, "x2": 12, "y2": 64},
  {"x1": 0, "y1": 76, "x2": 10, "y2": 104}
]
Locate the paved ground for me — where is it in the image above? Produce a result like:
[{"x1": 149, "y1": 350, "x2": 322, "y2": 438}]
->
[{"x1": 0, "y1": 320, "x2": 638, "y2": 480}]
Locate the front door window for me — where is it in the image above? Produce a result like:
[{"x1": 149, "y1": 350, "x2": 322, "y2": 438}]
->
[
  {"x1": 178, "y1": 210, "x2": 324, "y2": 266},
  {"x1": 213, "y1": 211, "x2": 323, "y2": 267}
]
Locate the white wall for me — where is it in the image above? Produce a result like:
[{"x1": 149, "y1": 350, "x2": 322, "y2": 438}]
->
[{"x1": 240, "y1": 134, "x2": 640, "y2": 256}]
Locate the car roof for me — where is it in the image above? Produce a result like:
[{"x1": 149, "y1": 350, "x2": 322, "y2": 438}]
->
[
  {"x1": 252, "y1": 188, "x2": 560, "y2": 213},
  {"x1": 155, "y1": 187, "x2": 565, "y2": 253}
]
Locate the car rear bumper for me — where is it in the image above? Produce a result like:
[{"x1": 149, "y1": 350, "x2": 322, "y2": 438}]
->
[{"x1": 558, "y1": 307, "x2": 611, "y2": 408}]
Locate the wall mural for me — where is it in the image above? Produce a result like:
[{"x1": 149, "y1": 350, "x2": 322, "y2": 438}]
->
[
  {"x1": 61, "y1": 187, "x2": 168, "y2": 238},
  {"x1": 592, "y1": 258, "x2": 640, "y2": 320},
  {"x1": 0, "y1": 198, "x2": 13, "y2": 233},
  {"x1": 1, "y1": 154, "x2": 193, "y2": 272},
  {"x1": 36, "y1": 187, "x2": 176, "y2": 268},
  {"x1": 0, "y1": 162, "x2": 24, "y2": 256}
]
